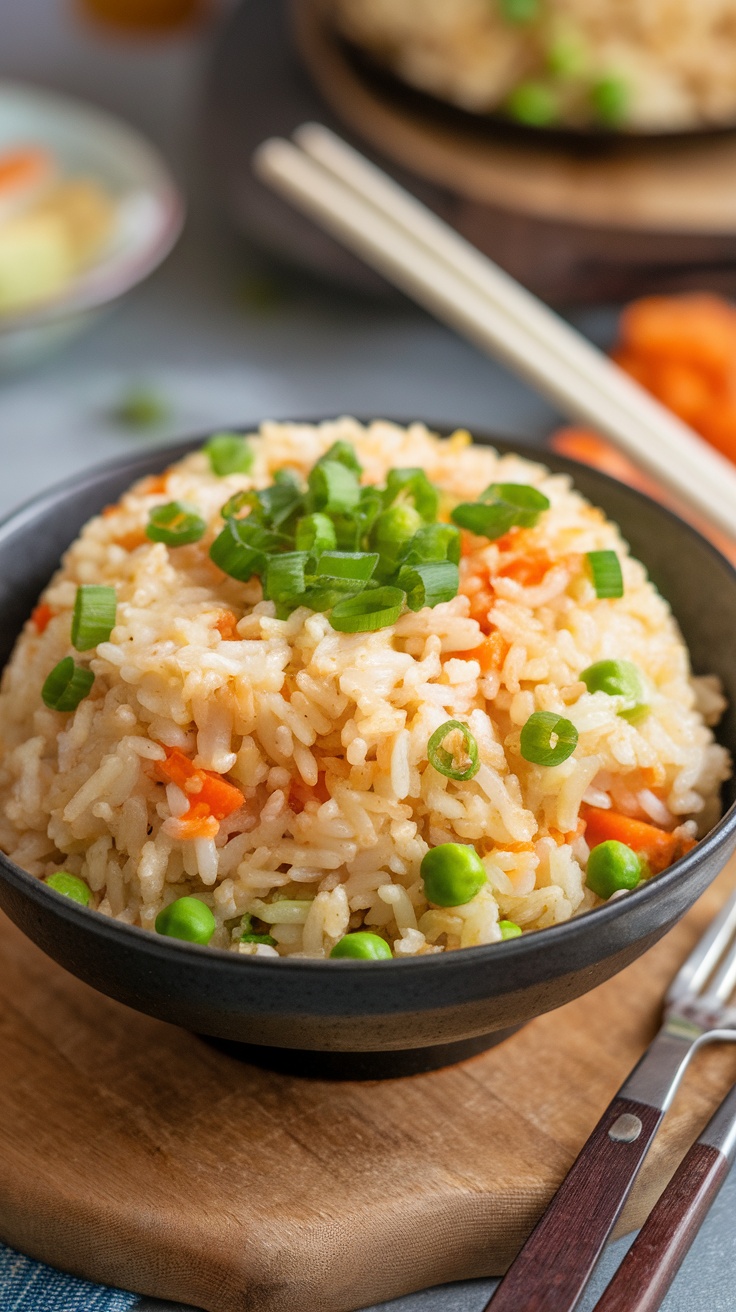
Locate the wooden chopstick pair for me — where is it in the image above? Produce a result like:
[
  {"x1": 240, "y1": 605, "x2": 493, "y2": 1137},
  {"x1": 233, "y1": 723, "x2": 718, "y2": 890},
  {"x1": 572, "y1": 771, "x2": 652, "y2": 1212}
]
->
[
  {"x1": 253, "y1": 123, "x2": 736, "y2": 539},
  {"x1": 591, "y1": 1079, "x2": 736, "y2": 1312}
]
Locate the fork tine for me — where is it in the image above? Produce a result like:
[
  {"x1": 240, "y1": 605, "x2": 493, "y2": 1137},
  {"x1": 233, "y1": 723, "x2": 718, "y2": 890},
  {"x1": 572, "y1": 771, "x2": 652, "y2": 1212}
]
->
[
  {"x1": 702, "y1": 932, "x2": 736, "y2": 1004},
  {"x1": 666, "y1": 891, "x2": 736, "y2": 1006}
]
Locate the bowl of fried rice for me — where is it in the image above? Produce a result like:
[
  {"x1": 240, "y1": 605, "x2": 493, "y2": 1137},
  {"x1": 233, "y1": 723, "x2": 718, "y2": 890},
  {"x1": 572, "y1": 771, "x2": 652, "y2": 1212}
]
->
[{"x1": 0, "y1": 418, "x2": 734, "y2": 1076}]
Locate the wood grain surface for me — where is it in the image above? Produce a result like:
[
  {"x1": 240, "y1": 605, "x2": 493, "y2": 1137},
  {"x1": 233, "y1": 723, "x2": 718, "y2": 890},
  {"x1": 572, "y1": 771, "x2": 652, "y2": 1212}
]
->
[{"x1": 1, "y1": 862, "x2": 735, "y2": 1312}]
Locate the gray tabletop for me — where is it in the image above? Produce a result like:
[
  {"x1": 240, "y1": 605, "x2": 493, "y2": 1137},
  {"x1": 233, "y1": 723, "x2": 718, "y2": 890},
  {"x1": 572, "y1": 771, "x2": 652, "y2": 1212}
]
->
[{"x1": 1, "y1": 4, "x2": 734, "y2": 1310}]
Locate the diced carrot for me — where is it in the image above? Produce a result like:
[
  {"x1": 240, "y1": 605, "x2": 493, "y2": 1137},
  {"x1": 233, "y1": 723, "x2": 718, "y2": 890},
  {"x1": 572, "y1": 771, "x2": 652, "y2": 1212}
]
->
[
  {"x1": 0, "y1": 147, "x2": 52, "y2": 203},
  {"x1": 581, "y1": 805, "x2": 695, "y2": 874},
  {"x1": 115, "y1": 529, "x2": 147, "y2": 552},
  {"x1": 478, "y1": 630, "x2": 508, "y2": 674},
  {"x1": 493, "y1": 528, "x2": 523, "y2": 553},
  {"x1": 498, "y1": 550, "x2": 554, "y2": 588},
  {"x1": 213, "y1": 610, "x2": 239, "y2": 641},
  {"x1": 142, "y1": 474, "x2": 169, "y2": 496},
  {"x1": 30, "y1": 603, "x2": 53, "y2": 634},
  {"x1": 289, "y1": 773, "x2": 330, "y2": 812},
  {"x1": 157, "y1": 747, "x2": 244, "y2": 823},
  {"x1": 173, "y1": 803, "x2": 219, "y2": 841}
]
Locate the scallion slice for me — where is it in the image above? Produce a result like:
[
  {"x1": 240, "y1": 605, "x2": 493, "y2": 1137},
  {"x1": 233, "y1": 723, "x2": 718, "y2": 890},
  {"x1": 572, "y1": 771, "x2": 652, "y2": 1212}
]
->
[
  {"x1": 586, "y1": 550, "x2": 624, "y2": 599},
  {"x1": 427, "y1": 720, "x2": 480, "y2": 781},
  {"x1": 297, "y1": 579, "x2": 368, "y2": 612},
  {"x1": 42, "y1": 657, "x2": 95, "y2": 712},
  {"x1": 210, "y1": 519, "x2": 268, "y2": 581},
  {"x1": 71, "y1": 585, "x2": 117, "y2": 651},
  {"x1": 452, "y1": 483, "x2": 550, "y2": 540},
  {"x1": 397, "y1": 561, "x2": 459, "y2": 611},
  {"x1": 520, "y1": 711, "x2": 578, "y2": 767},
  {"x1": 318, "y1": 440, "x2": 362, "y2": 475},
  {"x1": 308, "y1": 460, "x2": 361, "y2": 515},
  {"x1": 295, "y1": 512, "x2": 337, "y2": 557},
  {"x1": 146, "y1": 501, "x2": 206, "y2": 547},
  {"x1": 382, "y1": 467, "x2": 439, "y2": 521},
  {"x1": 400, "y1": 522, "x2": 461, "y2": 567},
  {"x1": 264, "y1": 552, "x2": 308, "y2": 604},
  {"x1": 316, "y1": 551, "x2": 379, "y2": 581},
  {"x1": 204, "y1": 432, "x2": 255, "y2": 477},
  {"x1": 329, "y1": 585, "x2": 405, "y2": 633}
]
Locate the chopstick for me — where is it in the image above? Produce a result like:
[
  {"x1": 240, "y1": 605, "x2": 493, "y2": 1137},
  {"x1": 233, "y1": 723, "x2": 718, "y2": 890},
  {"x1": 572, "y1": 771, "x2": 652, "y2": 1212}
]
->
[
  {"x1": 591, "y1": 1079, "x2": 736, "y2": 1312},
  {"x1": 253, "y1": 124, "x2": 736, "y2": 539}
]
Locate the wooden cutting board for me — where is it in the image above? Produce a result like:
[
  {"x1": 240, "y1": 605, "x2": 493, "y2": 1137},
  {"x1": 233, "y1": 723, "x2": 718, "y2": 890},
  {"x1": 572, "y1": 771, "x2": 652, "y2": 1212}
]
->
[{"x1": 1, "y1": 863, "x2": 735, "y2": 1312}]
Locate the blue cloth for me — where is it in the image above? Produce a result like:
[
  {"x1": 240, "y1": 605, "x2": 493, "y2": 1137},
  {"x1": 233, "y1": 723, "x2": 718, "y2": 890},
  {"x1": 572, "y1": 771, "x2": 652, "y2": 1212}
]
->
[{"x1": 0, "y1": 1243, "x2": 138, "y2": 1311}]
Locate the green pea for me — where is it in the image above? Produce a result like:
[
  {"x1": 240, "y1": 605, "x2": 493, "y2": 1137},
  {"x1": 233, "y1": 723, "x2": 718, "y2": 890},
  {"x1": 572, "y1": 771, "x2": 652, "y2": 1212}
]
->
[
  {"x1": 155, "y1": 896, "x2": 216, "y2": 945},
  {"x1": 591, "y1": 74, "x2": 629, "y2": 126},
  {"x1": 421, "y1": 843, "x2": 487, "y2": 907},
  {"x1": 499, "y1": 920, "x2": 522, "y2": 940},
  {"x1": 506, "y1": 82, "x2": 559, "y2": 126},
  {"x1": 45, "y1": 872, "x2": 91, "y2": 906},
  {"x1": 580, "y1": 659, "x2": 649, "y2": 723},
  {"x1": 586, "y1": 840, "x2": 642, "y2": 900},
  {"x1": 330, "y1": 932, "x2": 393, "y2": 960}
]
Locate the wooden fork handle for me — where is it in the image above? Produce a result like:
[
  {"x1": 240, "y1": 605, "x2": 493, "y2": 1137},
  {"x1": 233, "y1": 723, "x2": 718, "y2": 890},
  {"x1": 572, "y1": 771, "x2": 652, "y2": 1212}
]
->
[
  {"x1": 484, "y1": 1096, "x2": 663, "y2": 1312},
  {"x1": 591, "y1": 1141, "x2": 729, "y2": 1312}
]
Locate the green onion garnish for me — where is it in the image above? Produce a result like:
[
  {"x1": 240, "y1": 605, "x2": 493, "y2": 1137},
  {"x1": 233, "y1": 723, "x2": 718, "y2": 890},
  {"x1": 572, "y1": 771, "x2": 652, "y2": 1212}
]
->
[
  {"x1": 580, "y1": 660, "x2": 649, "y2": 723},
  {"x1": 318, "y1": 440, "x2": 362, "y2": 475},
  {"x1": 586, "y1": 550, "x2": 624, "y2": 599},
  {"x1": 308, "y1": 460, "x2": 361, "y2": 516},
  {"x1": 370, "y1": 504, "x2": 424, "y2": 573},
  {"x1": 520, "y1": 711, "x2": 578, "y2": 767},
  {"x1": 146, "y1": 501, "x2": 206, "y2": 547},
  {"x1": 42, "y1": 657, "x2": 95, "y2": 712},
  {"x1": 264, "y1": 552, "x2": 309, "y2": 605},
  {"x1": 330, "y1": 586, "x2": 405, "y2": 633},
  {"x1": 397, "y1": 561, "x2": 459, "y2": 611},
  {"x1": 241, "y1": 933, "x2": 277, "y2": 947},
  {"x1": 400, "y1": 522, "x2": 461, "y2": 566},
  {"x1": 316, "y1": 551, "x2": 379, "y2": 581},
  {"x1": 382, "y1": 467, "x2": 439, "y2": 521},
  {"x1": 427, "y1": 720, "x2": 480, "y2": 781},
  {"x1": 204, "y1": 432, "x2": 255, "y2": 477},
  {"x1": 451, "y1": 483, "x2": 550, "y2": 540},
  {"x1": 295, "y1": 512, "x2": 337, "y2": 557},
  {"x1": 71, "y1": 585, "x2": 117, "y2": 651},
  {"x1": 210, "y1": 519, "x2": 273, "y2": 581},
  {"x1": 500, "y1": 0, "x2": 539, "y2": 21}
]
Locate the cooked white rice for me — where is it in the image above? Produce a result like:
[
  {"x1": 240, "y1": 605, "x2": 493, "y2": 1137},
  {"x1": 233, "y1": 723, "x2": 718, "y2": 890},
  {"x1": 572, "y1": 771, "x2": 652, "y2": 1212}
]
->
[
  {"x1": 332, "y1": 0, "x2": 736, "y2": 131},
  {"x1": 0, "y1": 418, "x2": 729, "y2": 958}
]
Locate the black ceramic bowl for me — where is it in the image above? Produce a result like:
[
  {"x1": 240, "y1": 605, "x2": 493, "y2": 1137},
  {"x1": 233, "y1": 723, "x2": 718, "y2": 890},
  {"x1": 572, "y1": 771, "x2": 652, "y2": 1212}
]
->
[{"x1": 0, "y1": 428, "x2": 735, "y2": 1079}]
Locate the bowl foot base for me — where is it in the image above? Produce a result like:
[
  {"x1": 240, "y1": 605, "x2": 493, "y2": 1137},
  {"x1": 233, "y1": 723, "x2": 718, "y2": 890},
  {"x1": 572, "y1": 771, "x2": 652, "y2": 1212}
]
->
[{"x1": 204, "y1": 1025, "x2": 523, "y2": 1079}]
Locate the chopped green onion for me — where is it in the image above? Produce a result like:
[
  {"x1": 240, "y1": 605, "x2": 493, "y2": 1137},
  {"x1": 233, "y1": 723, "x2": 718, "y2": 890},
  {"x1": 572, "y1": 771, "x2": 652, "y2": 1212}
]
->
[
  {"x1": 71, "y1": 585, "x2": 117, "y2": 651},
  {"x1": 42, "y1": 657, "x2": 95, "y2": 712},
  {"x1": 249, "y1": 897, "x2": 313, "y2": 924},
  {"x1": 586, "y1": 550, "x2": 624, "y2": 599},
  {"x1": 580, "y1": 660, "x2": 649, "y2": 723},
  {"x1": 296, "y1": 579, "x2": 369, "y2": 612},
  {"x1": 500, "y1": 0, "x2": 539, "y2": 22},
  {"x1": 264, "y1": 552, "x2": 309, "y2": 605},
  {"x1": 318, "y1": 440, "x2": 362, "y2": 475},
  {"x1": 241, "y1": 933, "x2": 278, "y2": 947},
  {"x1": 382, "y1": 468, "x2": 439, "y2": 521},
  {"x1": 400, "y1": 522, "x2": 461, "y2": 567},
  {"x1": 209, "y1": 518, "x2": 269, "y2": 581},
  {"x1": 316, "y1": 551, "x2": 379, "y2": 581},
  {"x1": 204, "y1": 432, "x2": 255, "y2": 477},
  {"x1": 397, "y1": 561, "x2": 459, "y2": 611},
  {"x1": 520, "y1": 711, "x2": 578, "y2": 767},
  {"x1": 370, "y1": 504, "x2": 424, "y2": 574},
  {"x1": 427, "y1": 720, "x2": 480, "y2": 781},
  {"x1": 330, "y1": 585, "x2": 405, "y2": 633},
  {"x1": 295, "y1": 512, "x2": 337, "y2": 557},
  {"x1": 223, "y1": 479, "x2": 303, "y2": 530},
  {"x1": 308, "y1": 460, "x2": 361, "y2": 515},
  {"x1": 146, "y1": 501, "x2": 206, "y2": 547},
  {"x1": 451, "y1": 483, "x2": 550, "y2": 540}
]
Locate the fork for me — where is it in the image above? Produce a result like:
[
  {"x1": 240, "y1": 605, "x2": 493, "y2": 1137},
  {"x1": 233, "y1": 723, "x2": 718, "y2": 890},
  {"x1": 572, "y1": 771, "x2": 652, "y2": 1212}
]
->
[{"x1": 484, "y1": 890, "x2": 736, "y2": 1312}]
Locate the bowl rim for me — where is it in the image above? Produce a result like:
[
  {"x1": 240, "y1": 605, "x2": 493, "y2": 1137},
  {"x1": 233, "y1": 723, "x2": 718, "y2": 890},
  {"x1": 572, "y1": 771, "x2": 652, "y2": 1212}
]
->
[
  {"x1": 0, "y1": 419, "x2": 734, "y2": 975},
  {"x1": 0, "y1": 79, "x2": 185, "y2": 333}
]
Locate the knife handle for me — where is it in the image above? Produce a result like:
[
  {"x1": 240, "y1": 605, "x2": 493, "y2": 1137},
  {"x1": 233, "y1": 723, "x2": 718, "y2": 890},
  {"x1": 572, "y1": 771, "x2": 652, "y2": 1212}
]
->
[{"x1": 484, "y1": 1096, "x2": 663, "y2": 1312}]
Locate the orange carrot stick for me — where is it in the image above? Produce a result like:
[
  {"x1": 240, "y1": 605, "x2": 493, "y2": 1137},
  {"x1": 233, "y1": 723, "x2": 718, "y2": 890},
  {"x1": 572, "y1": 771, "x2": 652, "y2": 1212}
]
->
[
  {"x1": 157, "y1": 747, "x2": 244, "y2": 821},
  {"x1": 581, "y1": 806, "x2": 694, "y2": 874}
]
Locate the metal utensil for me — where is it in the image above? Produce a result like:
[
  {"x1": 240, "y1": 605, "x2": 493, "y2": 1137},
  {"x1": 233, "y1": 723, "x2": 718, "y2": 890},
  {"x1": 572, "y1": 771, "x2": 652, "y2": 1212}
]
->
[{"x1": 484, "y1": 892, "x2": 736, "y2": 1312}]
